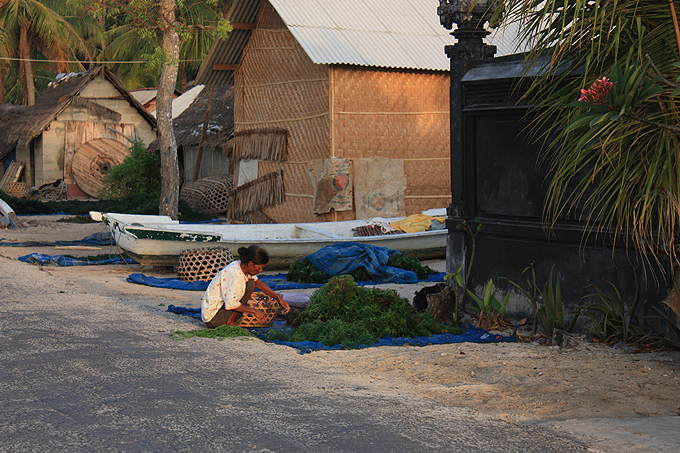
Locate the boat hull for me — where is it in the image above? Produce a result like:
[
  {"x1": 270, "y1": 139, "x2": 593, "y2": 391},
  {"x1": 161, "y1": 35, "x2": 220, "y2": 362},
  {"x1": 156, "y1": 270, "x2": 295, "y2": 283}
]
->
[{"x1": 95, "y1": 212, "x2": 447, "y2": 268}]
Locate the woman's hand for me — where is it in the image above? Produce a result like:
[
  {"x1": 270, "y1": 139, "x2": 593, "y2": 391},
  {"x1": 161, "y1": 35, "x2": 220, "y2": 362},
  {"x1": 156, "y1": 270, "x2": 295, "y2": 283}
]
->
[
  {"x1": 254, "y1": 309, "x2": 267, "y2": 324},
  {"x1": 277, "y1": 296, "x2": 290, "y2": 314}
]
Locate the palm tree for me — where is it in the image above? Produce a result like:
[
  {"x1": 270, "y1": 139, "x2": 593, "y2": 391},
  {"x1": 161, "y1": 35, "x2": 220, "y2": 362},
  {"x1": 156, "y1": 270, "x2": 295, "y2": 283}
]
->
[
  {"x1": 89, "y1": 0, "x2": 231, "y2": 218},
  {"x1": 99, "y1": 0, "x2": 228, "y2": 90},
  {"x1": 494, "y1": 0, "x2": 680, "y2": 265},
  {"x1": 0, "y1": 0, "x2": 94, "y2": 104}
]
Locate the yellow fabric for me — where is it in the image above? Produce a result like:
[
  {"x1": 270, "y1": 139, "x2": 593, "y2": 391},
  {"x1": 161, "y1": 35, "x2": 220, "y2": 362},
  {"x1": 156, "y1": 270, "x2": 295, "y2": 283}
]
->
[{"x1": 389, "y1": 214, "x2": 445, "y2": 233}]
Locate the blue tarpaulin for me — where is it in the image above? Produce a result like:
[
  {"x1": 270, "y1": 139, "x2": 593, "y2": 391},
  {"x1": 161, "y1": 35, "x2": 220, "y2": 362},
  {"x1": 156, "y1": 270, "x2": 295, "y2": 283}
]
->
[
  {"x1": 128, "y1": 271, "x2": 446, "y2": 292},
  {"x1": 307, "y1": 242, "x2": 418, "y2": 283},
  {"x1": 1, "y1": 232, "x2": 114, "y2": 247},
  {"x1": 165, "y1": 305, "x2": 517, "y2": 354},
  {"x1": 266, "y1": 327, "x2": 517, "y2": 354},
  {"x1": 19, "y1": 253, "x2": 134, "y2": 266},
  {"x1": 128, "y1": 273, "x2": 324, "y2": 291}
]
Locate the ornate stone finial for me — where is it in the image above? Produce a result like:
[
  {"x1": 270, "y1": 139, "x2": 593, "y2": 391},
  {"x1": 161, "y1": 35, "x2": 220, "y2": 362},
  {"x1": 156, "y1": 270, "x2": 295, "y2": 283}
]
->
[{"x1": 437, "y1": 0, "x2": 499, "y2": 31}]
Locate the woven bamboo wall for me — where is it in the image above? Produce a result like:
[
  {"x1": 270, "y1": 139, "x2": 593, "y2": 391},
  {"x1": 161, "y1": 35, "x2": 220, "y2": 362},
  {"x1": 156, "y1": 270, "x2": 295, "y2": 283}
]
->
[
  {"x1": 331, "y1": 66, "x2": 451, "y2": 215},
  {"x1": 234, "y1": 2, "x2": 329, "y2": 223}
]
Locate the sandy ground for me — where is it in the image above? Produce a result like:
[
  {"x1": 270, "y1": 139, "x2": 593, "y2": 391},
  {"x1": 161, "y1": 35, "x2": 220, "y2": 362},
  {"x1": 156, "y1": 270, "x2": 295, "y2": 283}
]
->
[{"x1": 2, "y1": 214, "x2": 680, "y2": 427}]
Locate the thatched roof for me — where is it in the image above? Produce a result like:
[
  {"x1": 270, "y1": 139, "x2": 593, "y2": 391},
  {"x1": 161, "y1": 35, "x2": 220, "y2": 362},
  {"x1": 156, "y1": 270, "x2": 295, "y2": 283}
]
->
[
  {"x1": 0, "y1": 66, "x2": 156, "y2": 159},
  {"x1": 148, "y1": 84, "x2": 234, "y2": 152},
  {"x1": 0, "y1": 104, "x2": 28, "y2": 160}
]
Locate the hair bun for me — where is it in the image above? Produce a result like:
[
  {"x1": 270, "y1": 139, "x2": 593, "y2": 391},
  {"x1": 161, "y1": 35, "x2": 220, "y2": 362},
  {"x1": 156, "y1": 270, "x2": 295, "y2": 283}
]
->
[{"x1": 237, "y1": 246, "x2": 248, "y2": 256}]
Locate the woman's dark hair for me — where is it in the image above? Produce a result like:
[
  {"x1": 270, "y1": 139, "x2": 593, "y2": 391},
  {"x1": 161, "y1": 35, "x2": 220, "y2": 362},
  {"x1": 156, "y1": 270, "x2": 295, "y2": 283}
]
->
[{"x1": 238, "y1": 245, "x2": 269, "y2": 265}]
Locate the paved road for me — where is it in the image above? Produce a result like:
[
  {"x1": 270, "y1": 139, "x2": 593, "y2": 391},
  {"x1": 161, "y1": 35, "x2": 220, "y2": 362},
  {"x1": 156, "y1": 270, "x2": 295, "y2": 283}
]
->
[{"x1": 0, "y1": 256, "x2": 597, "y2": 452}]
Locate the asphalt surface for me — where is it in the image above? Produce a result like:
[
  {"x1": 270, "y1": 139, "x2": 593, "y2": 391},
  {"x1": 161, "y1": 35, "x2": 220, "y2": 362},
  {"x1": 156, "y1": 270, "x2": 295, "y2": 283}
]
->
[{"x1": 1, "y1": 255, "x2": 678, "y2": 452}]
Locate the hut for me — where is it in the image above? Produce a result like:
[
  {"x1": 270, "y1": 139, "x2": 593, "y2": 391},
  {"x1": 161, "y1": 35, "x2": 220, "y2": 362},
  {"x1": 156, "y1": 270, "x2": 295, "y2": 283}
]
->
[
  {"x1": 194, "y1": 0, "x2": 520, "y2": 224},
  {"x1": 0, "y1": 104, "x2": 27, "y2": 189},
  {"x1": 0, "y1": 66, "x2": 157, "y2": 198},
  {"x1": 147, "y1": 84, "x2": 234, "y2": 194}
]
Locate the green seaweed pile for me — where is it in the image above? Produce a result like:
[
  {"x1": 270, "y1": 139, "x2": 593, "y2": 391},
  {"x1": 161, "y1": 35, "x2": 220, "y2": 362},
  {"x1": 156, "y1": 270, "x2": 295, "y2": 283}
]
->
[
  {"x1": 172, "y1": 325, "x2": 256, "y2": 340},
  {"x1": 286, "y1": 254, "x2": 437, "y2": 284},
  {"x1": 267, "y1": 275, "x2": 461, "y2": 348}
]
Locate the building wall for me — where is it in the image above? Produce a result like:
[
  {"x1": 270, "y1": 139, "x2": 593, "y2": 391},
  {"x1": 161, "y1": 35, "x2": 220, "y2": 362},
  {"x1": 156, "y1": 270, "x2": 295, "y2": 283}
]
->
[
  {"x1": 77, "y1": 75, "x2": 156, "y2": 145},
  {"x1": 184, "y1": 145, "x2": 231, "y2": 182},
  {"x1": 235, "y1": 1, "x2": 330, "y2": 223},
  {"x1": 331, "y1": 66, "x2": 451, "y2": 216},
  {"x1": 234, "y1": 1, "x2": 450, "y2": 222},
  {"x1": 29, "y1": 74, "x2": 157, "y2": 189},
  {"x1": 34, "y1": 126, "x2": 62, "y2": 186}
]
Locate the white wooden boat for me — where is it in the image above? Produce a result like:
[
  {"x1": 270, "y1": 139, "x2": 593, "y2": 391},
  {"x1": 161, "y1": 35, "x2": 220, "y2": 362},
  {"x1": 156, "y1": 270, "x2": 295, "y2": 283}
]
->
[
  {"x1": 0, "y1": 196, "x2": 21, "y2": 229},
  {"x1": 90, "y1": 211, "x2": 447, "y2": 268}
]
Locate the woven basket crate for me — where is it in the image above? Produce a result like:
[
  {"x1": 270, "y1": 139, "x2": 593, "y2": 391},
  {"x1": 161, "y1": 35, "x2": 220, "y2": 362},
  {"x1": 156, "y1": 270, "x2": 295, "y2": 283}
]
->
[
  {"x1": 236, "y1": 293, "x2": 281, "y2": 328},
  {"x1": 177, "y1": 246, "x2": 234, "y2": 283},
  {"x1": 3, "y1": 182, "x2": 32, "y2": 198},
  {"x1": 180, "y1": 174, "x2": 234, "y2": 215}
]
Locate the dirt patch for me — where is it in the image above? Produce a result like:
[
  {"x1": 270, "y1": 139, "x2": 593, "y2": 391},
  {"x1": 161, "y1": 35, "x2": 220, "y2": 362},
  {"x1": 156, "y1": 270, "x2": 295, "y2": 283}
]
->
[{"x1": 309, "y1": 340, "x2": 680, "y2": 422}]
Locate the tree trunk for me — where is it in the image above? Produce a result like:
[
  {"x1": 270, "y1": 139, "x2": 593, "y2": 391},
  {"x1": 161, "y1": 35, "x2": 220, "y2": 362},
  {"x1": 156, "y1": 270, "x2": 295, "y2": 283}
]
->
[
  {"x1": 19, "y1": 22, "x2": 35, "y2": 106},
  {"x1": 0, "y1": 66, "x2": 6, "y2": 102},
  {"x1": 156, "y1": 0, "x2": 180, "y2": 219}
]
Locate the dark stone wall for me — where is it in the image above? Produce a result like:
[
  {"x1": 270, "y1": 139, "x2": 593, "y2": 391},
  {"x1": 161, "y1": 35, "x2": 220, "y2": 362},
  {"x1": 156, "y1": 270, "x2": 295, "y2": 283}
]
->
[{"x1": 446, "y1": 71, "x2": 672, "y2": 330}]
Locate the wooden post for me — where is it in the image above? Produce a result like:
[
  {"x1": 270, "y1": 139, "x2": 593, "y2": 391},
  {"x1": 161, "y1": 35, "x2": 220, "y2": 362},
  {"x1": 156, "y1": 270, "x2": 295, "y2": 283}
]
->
[{"x1": 193, "y1": 84, "x2": 216, "y2": 182}]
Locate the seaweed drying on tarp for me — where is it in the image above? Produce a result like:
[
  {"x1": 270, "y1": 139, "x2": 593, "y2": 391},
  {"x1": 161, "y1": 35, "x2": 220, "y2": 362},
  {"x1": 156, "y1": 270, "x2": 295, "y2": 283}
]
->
[
  {"x1": 287, "y1": 254, "x2": 438, "y2": 284},
  {"x1": 267, "y1": 275, "x2": 462, "y2": 349}
]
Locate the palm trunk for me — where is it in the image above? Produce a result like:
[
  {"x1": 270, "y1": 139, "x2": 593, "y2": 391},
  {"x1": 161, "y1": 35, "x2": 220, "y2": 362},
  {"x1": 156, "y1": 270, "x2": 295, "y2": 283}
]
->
[
  {"x1": 0, "y1": 66, "x2": 6, "y2": 102},
  {"x1": 157, "y1": 0, "x2": 180, "y2": 218},
  {"x1": 19, "y1": 22, "x2": 35, "y2": 106}
]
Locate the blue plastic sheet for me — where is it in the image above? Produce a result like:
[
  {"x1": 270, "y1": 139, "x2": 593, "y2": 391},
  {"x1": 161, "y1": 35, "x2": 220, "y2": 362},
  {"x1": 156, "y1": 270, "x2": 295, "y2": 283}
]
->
[
  {"x1": 129, "y1": 271, "x2": 446, "y2": 292},
  {"x1": 128, "y1": 272, "x2": 322, "y2": 291},
  {"x1": 19, "y1": 253, "x2": 134, "y2": 266},
  {"x1": 307, "y1": 242, "x2": 418, "y2": 283},
  {"x1": 265, "y1": 326, "x2": 517, "y2": 354},
  {"x1": 165, "y1": 305, "x2": 517, "y2": 354},
  {"x1": 1, "y1": 232, "x2": 114, "y2": 247}
]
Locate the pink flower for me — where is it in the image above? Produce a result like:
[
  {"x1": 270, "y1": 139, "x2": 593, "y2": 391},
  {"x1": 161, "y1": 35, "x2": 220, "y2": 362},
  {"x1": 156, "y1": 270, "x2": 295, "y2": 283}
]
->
[{"x1": 578, "y1": 77, "x2": 616, "y2": 106}]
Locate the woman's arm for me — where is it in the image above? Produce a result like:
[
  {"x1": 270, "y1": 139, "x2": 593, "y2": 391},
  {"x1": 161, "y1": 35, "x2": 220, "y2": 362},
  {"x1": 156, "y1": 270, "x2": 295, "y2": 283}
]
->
[
  {"x1": 232, "y1": 303, "x2": 267, "y2": 324},
  {"x1": 254, "y1": 279, "x2": 290, "y2": 314}
]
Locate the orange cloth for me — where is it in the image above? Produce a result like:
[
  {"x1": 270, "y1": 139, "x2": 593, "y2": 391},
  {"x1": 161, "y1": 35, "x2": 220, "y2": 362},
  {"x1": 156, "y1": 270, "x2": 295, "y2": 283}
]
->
[{"x1": 389, "y1": 214, "x2": 445, "y2": 233}]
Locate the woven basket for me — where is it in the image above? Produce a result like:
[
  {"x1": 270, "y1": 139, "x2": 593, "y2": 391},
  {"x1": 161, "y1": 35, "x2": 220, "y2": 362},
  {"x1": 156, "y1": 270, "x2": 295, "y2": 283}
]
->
[
  {"x1": 177, "y1": 246, "x2": 234, "y2": 283},
  {"x1": 3, "y1": 182, "x2": 31, "y2": 198},
  {"x1": 180, "y1": 174, "x2": 234, "y2": 215},
  {"x1": 236, "y1": 293, "x2": 281, "y2": 328}
]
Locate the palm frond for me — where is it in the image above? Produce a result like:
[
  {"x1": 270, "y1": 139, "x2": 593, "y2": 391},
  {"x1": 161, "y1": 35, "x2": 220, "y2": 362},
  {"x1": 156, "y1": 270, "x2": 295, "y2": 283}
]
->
[{"x1": 496, "y1": 0, "x2": 680, "y2": 265}]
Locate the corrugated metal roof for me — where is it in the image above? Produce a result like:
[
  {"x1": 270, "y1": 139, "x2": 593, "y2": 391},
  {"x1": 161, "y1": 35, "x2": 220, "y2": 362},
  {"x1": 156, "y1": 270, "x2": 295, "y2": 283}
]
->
[
  {"x1": 194, "y1": 0, "x2": 528, "y2": 84},
  {"x1": 151, "y1": 85, "x2": 205, "y2": 119},
  {"x1": 272, "y1": 0, "x2": 455, "y2": 70},
  {"x1": 130, "y1": 88, "x2": 158, "y2": 105},
  {"x1": 271, "y1": 0, "x2": 527, "y2": 70},
  {"x1": 194, "y1": 0, "x2": 264, "y2": 85}
]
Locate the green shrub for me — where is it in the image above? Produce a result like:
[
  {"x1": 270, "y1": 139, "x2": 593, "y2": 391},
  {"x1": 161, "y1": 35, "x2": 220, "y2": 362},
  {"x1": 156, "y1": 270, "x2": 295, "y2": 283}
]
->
[
  {"x1": 99, "y1": 139, "x2": 161, "y2": 199},
  {"x1": 579, "y1": 281, "x2": 653, "y2": 346}
]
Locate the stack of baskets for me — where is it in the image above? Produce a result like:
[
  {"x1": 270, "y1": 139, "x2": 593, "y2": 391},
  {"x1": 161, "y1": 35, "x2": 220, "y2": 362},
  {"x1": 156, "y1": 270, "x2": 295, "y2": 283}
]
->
[
  {"x1": 177, "y1": 246, "x2": 234, "y2": 283},
  {"x1": 237, "y1": 293, "x2": 282, "y2": 328}
]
